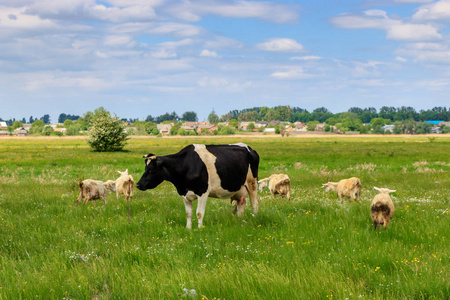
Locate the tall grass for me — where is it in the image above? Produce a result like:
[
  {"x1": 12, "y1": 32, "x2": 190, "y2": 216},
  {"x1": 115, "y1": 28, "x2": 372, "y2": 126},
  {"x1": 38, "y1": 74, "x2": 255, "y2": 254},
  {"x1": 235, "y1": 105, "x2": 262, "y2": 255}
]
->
[{"x1": 0, "y1": 136, "x2": 448, "y2": 299}]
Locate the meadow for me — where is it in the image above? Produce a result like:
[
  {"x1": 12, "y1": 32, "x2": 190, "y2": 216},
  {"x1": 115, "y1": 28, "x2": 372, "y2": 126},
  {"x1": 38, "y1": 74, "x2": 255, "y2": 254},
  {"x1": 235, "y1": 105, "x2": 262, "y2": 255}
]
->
[{"x1": 0, "y1": 135, "x2": 448, "y2": 299}]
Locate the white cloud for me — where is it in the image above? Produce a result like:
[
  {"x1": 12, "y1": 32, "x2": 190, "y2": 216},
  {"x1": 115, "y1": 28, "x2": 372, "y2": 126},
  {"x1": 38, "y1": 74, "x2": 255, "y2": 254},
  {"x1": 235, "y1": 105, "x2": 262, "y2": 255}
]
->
[
  {"x1": 104, "y1": 35, "x2": 136, "y2": 47},
  {"x1": 291, "y1": 55, "x2": 322, "y2": 60},
  {"x1": 165, "y1": 0, "x2": 300, "y2": 23},
  {"x1": 22, "y1": 71, "x2": 112, "y2": 91},
  {"x1": 271, "y1": 67, "x2": 313, "y2": 79},
  {"x1": 396, "y1": 42, "x2": 450, "y2": 64},
  {"x1": 395, "y1": 56, "x2": 408, "y2": 62},
  {"x1": 24, "y1": 0, "x2": 158, "y2": 23},
  {"x1": 413, "y1": 0, "x2": 450, "y2": 21},
  {"x1": 257, "y1": 38, "x2": 303, "y2": 52},
  {"x1": 330, "y1": 10, "x2": 442, "y2": 41},
  {"x1": 200, "y1": 49, "x2": 220, "y2": 58},
  {"x1": 394, "y1": 0, "x2": 433, "y2": 3}
]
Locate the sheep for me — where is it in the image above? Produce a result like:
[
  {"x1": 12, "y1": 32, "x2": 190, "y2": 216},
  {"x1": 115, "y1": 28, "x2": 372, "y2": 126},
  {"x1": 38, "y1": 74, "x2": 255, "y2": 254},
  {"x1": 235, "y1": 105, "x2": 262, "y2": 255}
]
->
[
  {"x1": 258, "y1": 174, "x2": 291, "y2": 200},
  {"x1": 115, "y1": 169, "x2": 134, "y2": 202},
  {"x1": 371, "y1": 187, "x2": 396, "y2": 229},
  {"x1": 75, "y1": 179, "x2": 115, "y2": 206},
  {"x1": 322, "y1": 177, "x2": 361, "y2": 203}
]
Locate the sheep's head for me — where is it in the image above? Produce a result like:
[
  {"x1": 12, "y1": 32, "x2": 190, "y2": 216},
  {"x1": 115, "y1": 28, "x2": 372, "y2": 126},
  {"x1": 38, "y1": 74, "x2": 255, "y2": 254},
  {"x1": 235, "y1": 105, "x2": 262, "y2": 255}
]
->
[
  {"x1": 118, "y1": 169, "x2": 129, "y2": 177},
  {"x1": 374, "y1": 187, "x2": 396, "y2": 194},
  {"x1": 322, "y1": 182, "x2": 338, "y2": 193},
  {"x1": 104, "y1": 180, "x2": 116, "y2": 192},
  {"x1": 258, "y1": 178, "x2": 269, "y2": 191}
]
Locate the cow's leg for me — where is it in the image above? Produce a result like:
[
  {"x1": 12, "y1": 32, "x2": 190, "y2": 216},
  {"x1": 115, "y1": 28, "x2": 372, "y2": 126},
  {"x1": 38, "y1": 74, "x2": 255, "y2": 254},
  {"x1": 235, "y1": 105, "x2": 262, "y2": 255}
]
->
[
  {"x1": 246, "y1": 178, "x2": 259, "y2": 214},
  {"x1": 196, "y1": 194, "x2": 208, "y2": 229},
  {"x1": 183, "y1": 197, "x2": 193, "y2": 229}
]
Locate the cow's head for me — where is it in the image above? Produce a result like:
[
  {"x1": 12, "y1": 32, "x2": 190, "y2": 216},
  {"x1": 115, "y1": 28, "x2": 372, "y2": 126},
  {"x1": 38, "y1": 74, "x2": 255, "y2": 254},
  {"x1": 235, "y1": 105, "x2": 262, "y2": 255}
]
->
[{"x1": 136, "y1": 153, "x2": 165, "y2": 191}]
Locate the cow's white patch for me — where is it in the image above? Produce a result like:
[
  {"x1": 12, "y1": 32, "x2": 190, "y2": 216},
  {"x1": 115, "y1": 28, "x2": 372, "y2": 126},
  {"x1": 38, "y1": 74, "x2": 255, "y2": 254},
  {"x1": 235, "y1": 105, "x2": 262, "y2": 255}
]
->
[
  {"x1": 194, "y1": 144, "x2": 237, "y2": 199},
  {"x1": 146, "y1": 156, "x2": 156, "y2": 166},
  {"x1": 230, "y1": 142, "x2": 250, "y2": 151}
]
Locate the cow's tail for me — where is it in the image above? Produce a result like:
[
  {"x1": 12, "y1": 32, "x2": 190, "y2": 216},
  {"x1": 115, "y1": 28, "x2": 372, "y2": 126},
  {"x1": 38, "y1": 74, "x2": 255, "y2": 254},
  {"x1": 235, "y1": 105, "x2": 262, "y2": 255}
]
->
[{"x1": 247, "y1": 146, "x2": 260, "y2": 179}]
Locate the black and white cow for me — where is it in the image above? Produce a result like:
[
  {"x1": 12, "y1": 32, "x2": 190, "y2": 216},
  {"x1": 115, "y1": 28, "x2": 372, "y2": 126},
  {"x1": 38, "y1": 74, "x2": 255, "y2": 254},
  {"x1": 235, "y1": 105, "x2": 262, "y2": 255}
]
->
[{"x1": 136, "y1": 143, "x2": 260, "y2": 229}]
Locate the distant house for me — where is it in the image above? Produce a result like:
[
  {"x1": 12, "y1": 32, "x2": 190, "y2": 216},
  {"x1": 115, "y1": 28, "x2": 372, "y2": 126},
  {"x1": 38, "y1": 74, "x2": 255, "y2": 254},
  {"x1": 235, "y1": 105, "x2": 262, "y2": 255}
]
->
[
  {"x1": 54, "y1": 128, "x2": 66, "y2": 135},
  {"x1": 293, "y1": 122, "x2": 307, "y2": 132},
  {"x1": 425, "y1": 121, "x2": 445, "y2": 125},
  {"x1": 23, "y1": 124, "x2": 32, "y2": 131},
  {"x1": 269, "y1": 120, "x2": 280, "y2": 126},
  {"x1": 14, "y1": 127, "x2": 28, "y2": 136},
  {"x1": 239, "y1": 122, "x2": 252, "y2": 130},
  {"x1": 284, "y1": 125, "x2": 294, "y2": 132},
  {"x1": 0, "y1": 121, "x2": 7, "y2": 130},
  {"x1": 438, "y1": 121, "x2": 450, "y2": 127},
  {"x1": 157, "y1": 123, "x2": 173, "y2": 135},
  {"x1": 382, "y1": 125, "x2": 395, "y2": 133},
  {"x1": 217, "y1": 122, "x2": 229, "y2": 127},
  {"x1": 181, "y1": 122, "x2": 198, "y2": 132},
  {"x1": 264, "y1": 128, "x2": 276, "y2": 133},
  {"x1": 197, "y1": 124, "x2": 218, "y2": 134},
  {"x1": 431, "y1": 127, "x2": 441, "y2": 134},
  {"x1": 0, "y1": 131, "x2": 9, "y2": 136},
  {"x1": 315, "y1": 123, "x2": 325, "y2": 131},
  {"x1": 255, "y1": 121, "x2": 268, "y2": 128}
]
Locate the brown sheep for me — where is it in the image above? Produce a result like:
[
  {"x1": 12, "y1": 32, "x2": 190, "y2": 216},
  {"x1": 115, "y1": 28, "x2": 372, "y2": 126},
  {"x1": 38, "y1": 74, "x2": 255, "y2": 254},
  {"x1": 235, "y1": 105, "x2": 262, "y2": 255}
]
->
[
  {"x1": 75, "y1": 179, "x2": 115, "y2": 206},
  {"x1": 371, "y1": 187, "x2": 396, "y2": 229},
  {"x1": 322, "y1": 177, "x2": 361, "y2": 203},
  {"x1": 115, "y1": 169, "x2": 134, "y2": 202},
  {"x1": 258, "y1": 174, "x2": 291, "y2": 200}
]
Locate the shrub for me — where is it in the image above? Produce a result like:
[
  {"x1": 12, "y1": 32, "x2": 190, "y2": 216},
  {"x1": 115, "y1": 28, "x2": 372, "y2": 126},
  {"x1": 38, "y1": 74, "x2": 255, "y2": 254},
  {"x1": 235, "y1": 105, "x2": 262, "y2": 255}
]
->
[{"x1": 86, "y1": 108, "x2": 129, "y2": 152}]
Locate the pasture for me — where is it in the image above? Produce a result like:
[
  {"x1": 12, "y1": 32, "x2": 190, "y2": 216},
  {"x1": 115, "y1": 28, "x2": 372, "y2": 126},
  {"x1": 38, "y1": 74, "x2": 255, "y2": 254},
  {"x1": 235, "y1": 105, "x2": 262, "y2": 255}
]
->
[{"x1": 0, "y1": 136, "x2": 449, "y2": 299}]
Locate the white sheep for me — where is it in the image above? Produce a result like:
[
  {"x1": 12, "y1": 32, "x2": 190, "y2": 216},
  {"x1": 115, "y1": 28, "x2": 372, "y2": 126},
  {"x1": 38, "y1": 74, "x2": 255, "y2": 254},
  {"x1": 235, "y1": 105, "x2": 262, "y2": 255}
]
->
[
  {"x1": 115, "y1": 169, "x2": 134, "y2": 202},
  {"x1": 258, "y1": 174, "x2": 291, "y2": 200},
  {"x1": 75, "y1": 179, "x2": 115, "y2": 206},
  {"x1": 371, "y1": 187, "x2": 396, "y2": 229},
  {"x1": 322, "y1": 177, "x2": 361, "y2": 203}
]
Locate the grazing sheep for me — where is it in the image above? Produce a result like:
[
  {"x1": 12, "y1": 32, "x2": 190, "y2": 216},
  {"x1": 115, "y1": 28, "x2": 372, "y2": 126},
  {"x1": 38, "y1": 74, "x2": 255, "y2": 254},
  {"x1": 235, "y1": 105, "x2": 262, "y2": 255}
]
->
[
  {"x1": 258, "y1": 174, "x2": 291, "y2": 200},
  {"x1": 371, "y1": 187, "x2": 396, "y2": 229},
  {"x1": 76, "y1": 179, "x2": 115, "y2": 206},
  {"x1": 322, "y1": 177, "x2": 361, "y2": 203},
  {"x1": 115, "y1": 169, "x2": 134, "y2": 202}
]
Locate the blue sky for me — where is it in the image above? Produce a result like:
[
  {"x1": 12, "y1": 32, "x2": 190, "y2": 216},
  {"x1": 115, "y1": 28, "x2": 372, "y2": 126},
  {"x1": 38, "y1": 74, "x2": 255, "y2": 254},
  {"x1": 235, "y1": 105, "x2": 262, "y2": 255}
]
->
[{"x1": 1, "y1": 0, "x2": 449, "y2": 122}]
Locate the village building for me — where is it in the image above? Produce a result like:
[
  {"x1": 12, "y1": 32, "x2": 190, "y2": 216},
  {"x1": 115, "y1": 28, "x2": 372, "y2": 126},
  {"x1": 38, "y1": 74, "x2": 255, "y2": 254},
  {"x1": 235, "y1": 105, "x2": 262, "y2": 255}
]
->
[
  {"x1": 157, "y1": 123, "x2": 173, "y2": 135},
  {"x1": 14, "y1": 127, "x2": 29, "y2": 136}
]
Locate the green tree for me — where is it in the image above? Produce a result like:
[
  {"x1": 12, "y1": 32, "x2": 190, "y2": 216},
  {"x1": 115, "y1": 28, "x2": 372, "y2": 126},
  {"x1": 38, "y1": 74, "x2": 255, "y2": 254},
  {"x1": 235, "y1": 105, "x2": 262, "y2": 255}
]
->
[
  {"x1": 86, "y1": 108, "x2": 129, "y2": 151},
  {"x1": 43, "y1": 125, "x2": 54, "y2": 136},
  {"x1": 29, "y1": 119, "x2": 45, "y2": 135},
  {"x1": 181, "y1": 111, "x2": 198, "y2": 122},
  {"x1": 228, "y1": 119, "x2": 238, "y2": 129},
  {"x1": 208, "y1": 112, "x2": 219, "y2": 124},
  {"x1": 247, "y1": 122, "x2": 255, "y2": 131},
  {"x1": 12, "y1": 121, "x2": 23, "y2": 130},
  {"x1": 307, "y1": 121, "x2": 319, "y2": 131},
  {"x1": 63, "y1": 119, "x2": 73, "y2": 128}
]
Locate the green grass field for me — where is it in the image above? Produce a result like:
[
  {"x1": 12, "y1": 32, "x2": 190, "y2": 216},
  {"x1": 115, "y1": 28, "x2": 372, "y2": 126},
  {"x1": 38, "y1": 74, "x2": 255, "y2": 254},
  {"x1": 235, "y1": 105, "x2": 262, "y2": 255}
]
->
[{"x1": 0, "y1": 136, "x2": 449, "y2": 299}]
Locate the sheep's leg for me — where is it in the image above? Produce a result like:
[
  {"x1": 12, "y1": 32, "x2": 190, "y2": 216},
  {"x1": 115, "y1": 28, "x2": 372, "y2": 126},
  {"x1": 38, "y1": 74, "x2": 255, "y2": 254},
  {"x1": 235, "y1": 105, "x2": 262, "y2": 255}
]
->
[
  {"x1": 116, "y1": 191, "x2": 120, "y2": 201},
  {"x1": 373, "y1": 221, "x2": 378, "y2": 230},
  {"x1": 76, "y1": 192, "x2": 83, "y2": 206}
]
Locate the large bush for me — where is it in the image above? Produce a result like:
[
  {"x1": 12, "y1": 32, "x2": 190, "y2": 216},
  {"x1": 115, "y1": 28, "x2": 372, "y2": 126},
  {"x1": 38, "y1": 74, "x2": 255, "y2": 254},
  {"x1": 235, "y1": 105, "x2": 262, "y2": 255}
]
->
[{"x1": 87, "y1": 108, "x2": 129, "y2": 151}]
